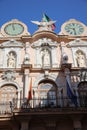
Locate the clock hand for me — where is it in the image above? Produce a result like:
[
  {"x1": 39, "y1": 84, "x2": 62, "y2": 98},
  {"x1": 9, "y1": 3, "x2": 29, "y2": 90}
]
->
[
  {"x1": 12, "y1": 24, "x2": 15, "y2": 30},
  {"x1": 72, "y1": 28, "x2": 77, "y2": 35}
]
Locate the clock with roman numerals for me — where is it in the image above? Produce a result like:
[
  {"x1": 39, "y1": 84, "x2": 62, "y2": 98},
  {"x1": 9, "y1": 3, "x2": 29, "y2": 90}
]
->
[
  {"x1": 61, "y1": 19, "x2": 86, "y2": 36},
  {"x1": 64, "y1": 23, "x2": 84, "y2": 35},
  {"x1": 1, "y1": 19, "x2": 30, "y2": 37},
  {"x1": 4, "y1": 23, "x2": 24, "y2": 36}
]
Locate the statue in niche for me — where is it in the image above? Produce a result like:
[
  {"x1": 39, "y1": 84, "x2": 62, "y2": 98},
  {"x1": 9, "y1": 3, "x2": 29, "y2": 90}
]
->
[
  {"x1": 41, "y1": 49, "x2": 50, "y2": 66},
  {"x1": 7, "y1": 52, "x2": 16, "y2": 68},
  {"x1": 76, "y1": 51, "x2": 86, "y2": 67}
]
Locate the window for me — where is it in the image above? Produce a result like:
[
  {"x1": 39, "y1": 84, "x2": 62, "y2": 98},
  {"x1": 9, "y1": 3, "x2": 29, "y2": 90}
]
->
[
  {"x1": 0, "y1": 85, "x2": 17, "y2": 113},
  {"x1": 0, "y1": 85, "x2": 17, "y2": 103},
  {"x1": 78, "y1": 82, "x2": 87, "y2": 106},
  {"x1": 38, "y1": 81, "x2": 57, "y2": 107}
]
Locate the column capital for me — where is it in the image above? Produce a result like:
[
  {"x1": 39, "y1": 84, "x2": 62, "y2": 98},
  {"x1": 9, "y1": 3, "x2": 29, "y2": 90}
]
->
[
  {"x1": 24, "y1": 69, "x2": 30, "y2": 75},
  {"x1": 21, "y1": 64, "x2": 32, "y2": 71}
]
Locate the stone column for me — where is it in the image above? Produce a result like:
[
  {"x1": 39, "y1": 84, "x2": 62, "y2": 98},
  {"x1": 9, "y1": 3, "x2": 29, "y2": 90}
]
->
[
  {"x1": 25, "y1": 42, "x2": 30, "y2": 52},
  {"x1": 21, "y1": 121, "x2": 29, "y2": 130},
  {"x1": 17, "y1": 90, "x2": 21, "y2": 108},
  {"x1": 73, "y1": 120, "x2": 82, "y2": 130},
  {"x1": 3, "y1": 49, "x2": 6, "y2": 68},
  {"x1": 51, "y1": 47, "x2": 58, "y2": 68},
  {"x1": 24, "y1": 69, "x2": 29, "y2": 99},
  {"x1": 35, "y1": 47, "x2": 41, "y2": 67}
]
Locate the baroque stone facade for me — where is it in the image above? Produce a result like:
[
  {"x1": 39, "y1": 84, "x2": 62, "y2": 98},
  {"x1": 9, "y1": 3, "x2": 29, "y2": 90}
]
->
[{"x1": 0, "y1": 18, "x2": 87, "y2": 130}]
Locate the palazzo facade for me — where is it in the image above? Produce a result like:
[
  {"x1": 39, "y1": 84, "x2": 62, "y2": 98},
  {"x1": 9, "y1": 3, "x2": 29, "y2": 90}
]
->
[{"x1": 0, "y1": 17, "x2": 87, "y2": 130}]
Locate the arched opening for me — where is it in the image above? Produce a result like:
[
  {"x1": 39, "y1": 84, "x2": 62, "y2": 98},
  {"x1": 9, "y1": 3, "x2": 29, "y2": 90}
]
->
[
  {"x1": 0, "y1": 84, "x2": 18, "y2": 113},
  {"x1": 78, "y1": 81, "x2": 87, "y2": 106},
  {"x1": 38, "y1": 80, "x2": 57, "y2": 107}
]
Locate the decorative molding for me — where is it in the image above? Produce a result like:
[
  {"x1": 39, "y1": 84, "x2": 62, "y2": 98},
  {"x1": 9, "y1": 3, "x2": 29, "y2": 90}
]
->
[
  {"x1": 2, "y1": 70, "x2": 16, "y2": 81},
  {"x1": 0, "y1": 39, "x2": 24, "y2": 48},
  {"x1": 33, "y1": 73, "x2": 58, "y2": 88},
  {"x1": 32, "y1": 38, "x2": 58, "y2": 48},
  {"x1": 67, "y1": 39, "x2": 87, "y2": 47}
]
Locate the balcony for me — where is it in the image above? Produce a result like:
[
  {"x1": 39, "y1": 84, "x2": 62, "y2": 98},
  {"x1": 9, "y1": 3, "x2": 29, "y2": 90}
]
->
[{"x1": 0, "y1": 97, "x2": 87, "y2": 115}]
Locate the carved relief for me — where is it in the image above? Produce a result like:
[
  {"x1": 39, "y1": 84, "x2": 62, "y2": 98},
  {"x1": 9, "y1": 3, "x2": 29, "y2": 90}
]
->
[
  {"x1": 7, "y1": 52, "x2": 16, "y2": 68},
  {"x1": 41, "y1": 49, "x2": 51, "y2": 68},
  {"x1": 2, "y1": 70, "x2": 16, "y2": 81},
  {"x1": 76, "y1": 51, "x2": 86, "y2": 67}
]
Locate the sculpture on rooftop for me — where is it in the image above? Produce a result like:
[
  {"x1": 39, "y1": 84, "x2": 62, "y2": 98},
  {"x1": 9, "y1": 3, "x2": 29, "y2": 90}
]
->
[{"x1": 31, "y1": 13, "x2": 56, "y2": 32}]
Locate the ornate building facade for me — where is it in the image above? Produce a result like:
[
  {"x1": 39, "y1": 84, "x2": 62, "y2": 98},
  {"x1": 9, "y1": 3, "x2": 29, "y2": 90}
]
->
[{"x1": 0, "y1": 17, "x2": 87, "y2": 130}]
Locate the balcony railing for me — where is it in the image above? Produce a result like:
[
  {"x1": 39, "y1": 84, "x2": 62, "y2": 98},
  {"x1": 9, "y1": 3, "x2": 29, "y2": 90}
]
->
[{"x1": 0, "y1": 97, "x2": 87, "y2": 115}]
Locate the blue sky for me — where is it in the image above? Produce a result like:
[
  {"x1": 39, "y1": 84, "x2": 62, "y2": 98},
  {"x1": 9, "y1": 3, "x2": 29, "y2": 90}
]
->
[{"x1": 0, "y1": 0, "x2": 87, "y2": 34}]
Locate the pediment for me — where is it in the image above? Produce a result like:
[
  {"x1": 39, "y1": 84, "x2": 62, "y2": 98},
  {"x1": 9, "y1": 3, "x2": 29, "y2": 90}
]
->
[
  {"x1": 67, "y1": 38, "x2": 87, "y2": 47},
  {"x1": 32, "y1": 38, "x2": 58, "y2": 48},
  {"x1": 0, "y1": 39, "x2": 24, "y2": 48}
]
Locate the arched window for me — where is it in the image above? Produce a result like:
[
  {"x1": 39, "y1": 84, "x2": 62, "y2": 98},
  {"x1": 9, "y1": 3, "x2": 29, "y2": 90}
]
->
[
  {"x1": 7, "y1": 51, "x2": 16, "y2": 68},
  {"x1": 41, "y1": 49, "x2": 51, "y2": 68},
  {"x1": 38, "y1": 80, "x2": 57, "y2": 107},
  {"x1": 0, "y1": 85, "x2": 17, "y2": 103},
  {"x1": 78, "y1": 81, "x2": 87, "y2": 106},
  {"x1": 76, "y1": 50, "x2": 86, "y2": 67},
  {"x1": 0, "y1": 85, "x2": 18, "y2": 112}
]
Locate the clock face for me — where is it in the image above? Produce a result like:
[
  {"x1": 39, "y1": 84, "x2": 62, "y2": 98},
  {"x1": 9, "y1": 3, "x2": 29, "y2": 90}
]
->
[
  {"x1": 4, "y1": 23, "x2": 24, "y2": 36},
  {"x1": 64, "y1": 23, "x2": 84, "y2": 35}
]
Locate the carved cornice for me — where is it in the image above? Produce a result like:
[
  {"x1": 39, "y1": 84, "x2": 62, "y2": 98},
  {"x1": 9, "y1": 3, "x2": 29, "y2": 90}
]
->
[
  {"x1": 31, "y1": 38, "x2": 58, "y2": 48},
  {"x1": 0, "y1": 39, "x2": 24, "y2": 48},
  {"x1": 67, "y1": 38, "x2": 87, "y2": 48}
]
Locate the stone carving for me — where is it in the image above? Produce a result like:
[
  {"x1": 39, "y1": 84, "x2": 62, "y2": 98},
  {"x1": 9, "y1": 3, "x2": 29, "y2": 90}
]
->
[
  {"x1": 0, "y1": 39, "x2": 24, "y2": 48},
  {"x1": 31, "y1": 20, "x2": 56, "y2": 31},
  {"x1": 32, "y1": 38, "x2": 58, "y2": 48},
  {"x1": 7, "y1": 52, "x2": 16, "y2": 68},
  {"x1": 62, "y1": 53, "x2": 68, "y2": 64},
  {"x1": 41, "y1": 49, "x2": 50, "y2": 67},
  {"x1": 67, "y1": 39, "x2": 87, "y2": 47},
  {"x1": 2, "y1": 70, "x2": 16, "y2": 81},
  {"x1": 79, "y1": 69, "x2": 87, "y2": 81},
  {"x1": 76, "y1": 51, "x2": 86, "y2": 67}
]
